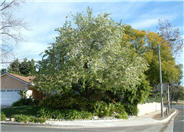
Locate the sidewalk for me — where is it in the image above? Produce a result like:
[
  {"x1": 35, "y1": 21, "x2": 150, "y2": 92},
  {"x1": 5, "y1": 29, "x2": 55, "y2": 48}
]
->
[
  {"x1": 45, "y1": 109, "x2": 177, "y2": 128},
  {"x1": 1, "y1": 109, "x2": 177, "y2": 128}
]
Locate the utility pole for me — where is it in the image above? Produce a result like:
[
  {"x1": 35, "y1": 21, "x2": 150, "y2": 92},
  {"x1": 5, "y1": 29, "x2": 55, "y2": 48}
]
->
[
  {"x1": 167, "y1": 84, "x2": 170, "y2": 114},
  {"x1": 158, "y1": 44, "x2": 164, "y2": 118}
]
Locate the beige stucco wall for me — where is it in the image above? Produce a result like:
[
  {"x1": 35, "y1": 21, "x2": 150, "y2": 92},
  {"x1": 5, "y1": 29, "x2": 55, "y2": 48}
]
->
[
  {"x1": 137, "y1": 102, "x2": 166, "y2": 116},
  {"x1": 0, "y1": 74, "x2": 26, "y2": 90}
]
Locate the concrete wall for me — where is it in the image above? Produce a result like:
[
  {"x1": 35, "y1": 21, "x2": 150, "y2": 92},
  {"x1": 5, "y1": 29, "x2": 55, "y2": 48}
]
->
[{"x1": 137, "y1": 102, "x2": 161, "y2": 116}]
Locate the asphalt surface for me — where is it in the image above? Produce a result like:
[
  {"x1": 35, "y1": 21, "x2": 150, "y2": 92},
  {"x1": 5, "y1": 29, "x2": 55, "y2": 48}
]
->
[
  {"x1": 1, "y1": 124, "x2": 165, "y2": 132},
  {"x1": 173, "y1": 105, "x2": 184, "y2": 132}
]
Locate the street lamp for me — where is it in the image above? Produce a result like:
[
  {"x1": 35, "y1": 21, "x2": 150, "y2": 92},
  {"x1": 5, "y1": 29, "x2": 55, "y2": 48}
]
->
[
  {"x1": 167, "y1": 38, "x2": 176, "y2": 114},
  {"x1": 167, "y1": 84, "x2": 170, "y2": 114},
  {"x1": 158, "y1": 44, "x2": 164, "y2": 118}
]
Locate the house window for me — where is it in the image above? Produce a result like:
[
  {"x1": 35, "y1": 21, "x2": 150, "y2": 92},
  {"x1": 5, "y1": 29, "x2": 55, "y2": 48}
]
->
[{"x1": 0, "y1": 90, "x2": 6, "y2": 92}]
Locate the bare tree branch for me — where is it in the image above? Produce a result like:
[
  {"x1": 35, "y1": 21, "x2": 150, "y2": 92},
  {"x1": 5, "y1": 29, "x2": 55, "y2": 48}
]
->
[
  {"x1": 0, "y1": 0, "x2": 25, "y2": 63},
  {"x1": 157, "y1": 19, "x2": 184, "y2": 56},
  {"x1": 0, "y1": 0, "x2": 6, "y2": 7},
  {"x1": 0, "y1": 0, "x2": 19, "y2": 11}
]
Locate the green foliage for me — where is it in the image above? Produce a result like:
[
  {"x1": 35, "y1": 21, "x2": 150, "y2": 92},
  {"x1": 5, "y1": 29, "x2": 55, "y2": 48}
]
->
[
  {"x1": 8, "y1": 58, "x2": 36, "y2": 76},
  {"x1": 37, "y1": 107, "x2": 92, "y2": 120},
  {"x1": 34, "y1": 8, "x2": 148, "y2": 98},
  {"x1": 19, "y1": 90, "x2": 27, "y2": 99},
  {"x1": 1, "y1": 106, "x2": 39, "y2": 118},
  {"x1": 33, "y1": 8, "x2": 183, "y2": 117},
  {"x1": 19, "y1": 58, "x2": 36, "y2": 76},
  {"x1": 37, "y1": 107, "x2": 65, "y2": 119},
  {"x1": 8, "y1": 59, "x2": 20, "y2": 74},
  {"x1": 114, "y1": 103, "x2": 128, "y2": 119},
  {"x1": 39, "y1": 95, "x2": 89, "y2": 110},
  {"x1": 124, "y1": 26, "x2": 182, "y2": 88},
  {"x1": 124, "y1": 104, "x2": 138, "y2": 115},
  {"x1": 0, "y1": 112, "x2": 6, "y2": 121},
  {"x1": 28, "y1": 116, "x2": 46, "y2": 123},
  {"x1": 0, "y1": 68, "x2": 7, "y2": 75},
  {"x1": 13, "y1": 114, "x2": 30, "y2": 122},
  {"x1": 12, "y1": 114, "x2": 46, "y2": 123},
  {"x1": 171, "y1": 86, "x2": 184, "y2": 102},
  {"x1": 12, "y1": 98, "x2": 39, "y2": 106},
  {"x1": 92, "y1": 101, "x2": 128, "y2": 119},
  {"x1": 93, "y1": 101, "x2": 110, "y2": 117},
  {"x1": 144, "y1": 92, "x2": 160, "y2": 103},
  {"x1": 64, "y1": 110, "x2": 93, "y2": 120}
]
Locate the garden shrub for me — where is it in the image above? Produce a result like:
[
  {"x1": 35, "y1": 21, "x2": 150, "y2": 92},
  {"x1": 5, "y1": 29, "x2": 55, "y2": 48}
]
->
[
  {"x1": 39, "y1": 95, "x2": 89, "y2": 110},
  {"x1": 64, "y1": 110, "x2": 82, "y2": 120},
  {"x1": 124, "y1": 104, "x2": 138, "y2": 115},
  {"x1": 29, "y1": 116, "x2": 46, "y2": 123},
  {"x1": 92, "y1": 101, "x2": 128, "y2": 119},
  {"x1": 114, "y1": 103, "x2": 128, "y2": 119},
  {"x1": 93, "y1": 101, "x2": 109, "y2": 117},
  {"x1": 37, "y1": 107, "x2": 65, "y2": 119},
  {"x1": 64, "y1": 110, "x2": 92, "y2": 120},
  {"x1": 0, "y1": 112, "x2": 6, "y2": 121},
  {"x1": 37, "y1": 107, "x2": 92, "y2": 120},
  {"x1": 1, "y1": 106, "x2": 39, "y2": 118},
  {"x1": 80, "y1": 111, "x2": 93, "y2": 119},
  {"x1": 12, "y1": 99, "x2": 39, "y2": 106},
  {"x1": 12, "y1": 114, "x2": 46, "y2": 123},
  {"x1": 13, "y1": 114, "x2": 30, "y2": 122}
]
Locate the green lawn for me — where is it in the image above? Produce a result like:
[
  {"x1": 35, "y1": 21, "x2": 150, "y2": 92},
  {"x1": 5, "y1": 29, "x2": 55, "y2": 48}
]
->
[{"x1": 1, "y1": 106, "x2": 40, "y2": 118}]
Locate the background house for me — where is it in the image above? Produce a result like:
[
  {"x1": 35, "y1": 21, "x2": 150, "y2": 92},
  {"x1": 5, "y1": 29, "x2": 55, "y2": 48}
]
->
[{"x1": 0, "y1": 72, "x2": 40, "y2": 106}]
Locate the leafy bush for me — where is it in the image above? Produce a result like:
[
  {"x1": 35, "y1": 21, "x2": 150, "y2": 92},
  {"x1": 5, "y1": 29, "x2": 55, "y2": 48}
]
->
[
  {"x1": 80, "y1": 111, "x2": 93, "y2": 119},
  {"x1": 12, "y1": 99, "x2": 39, "y2": 106},
  {"x1": 29, "y1": 116, "x2": 46, "y2": 123},
  {"x1": 93, "y1": 101, "x2": 110, "y2": 117},
  {"x1": 64, "y1": 110, "x2": 82, "y2": 120},
  {"x1": 144, "y1": 92, "x2": 160, "y2": 103},
  {"x1": 37, "y1": 107, "x2": 65, "y2": 119},
  {"x1": 37, "y1": 107, "x2": 92, "y2": 120},
  {"x1": 12, "y1": 114, "x2": 46, "y2": 123},
  {"x1": 92, "y1": 101, "x2": 128, "y2": 119},
  {"x1": 1, "y1": 106, "x2": 39, "y2": 118},
  {"x1": 13, "y1": 114, "x2": 30, "y2": 122},
  {"x1": 64, "y1": 110, "x2": 92, "y2": 120},
  {"x1": 0, "y1": 112, "x2": 6, "y2": 121},
  {"x1": 114, "y1": 103, "x2": 128, "y2": 119},
  {"x1": 124, "y1": 104, "x2": 138, "y2": 115},
  {"x1": 39, "y1": 95, "x2": 89, "y2": 110},
  {"x1": 171, "y1": 86, "x2": 184, "y2": 102}
]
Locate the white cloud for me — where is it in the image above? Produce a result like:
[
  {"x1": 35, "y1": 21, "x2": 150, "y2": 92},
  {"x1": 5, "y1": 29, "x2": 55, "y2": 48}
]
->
[
  {"x1": 13, "y1": 41, "x2": 50, "y2": 61},
  {"x1": 27, "y1": 0, "x2": 183, "y2": 2},
  {"x1": 128, "y1": 13, "x2": 177, "y2": 29},
  {"x1": 10, "y1": 2, "x2": 73, "y2": 61},
  {"x1": 130, "y1": 18, "x2": 158, "y2": 29},
  {"x1": 12, "y1": 1, "x2": 183, "y2": 61}
]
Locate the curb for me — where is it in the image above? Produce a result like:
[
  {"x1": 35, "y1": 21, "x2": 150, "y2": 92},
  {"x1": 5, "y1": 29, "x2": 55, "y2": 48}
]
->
[
  {"x1": 156, "y1": 109, "x2": 177, "y2": 123},
  {"x1": 161, "y1": 109, "x2": 178, "y2": 132}
]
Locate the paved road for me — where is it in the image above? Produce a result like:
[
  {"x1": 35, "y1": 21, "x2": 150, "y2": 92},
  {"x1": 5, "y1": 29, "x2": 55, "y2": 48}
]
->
[
  {"x1": 2, "y1": 124, "x2": 165, "y2": 132},
  {"x1": 173, "y1": 105, "x2": 184, "y2": 132}
]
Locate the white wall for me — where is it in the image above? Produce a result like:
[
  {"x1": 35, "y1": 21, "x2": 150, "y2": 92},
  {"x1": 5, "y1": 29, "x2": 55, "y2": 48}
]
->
[
  {"x1": 0, "y1": 90, "x2": 21, "y2": 106},
  {"x1": 137, "y1": 102, "x2": 162, "y2": 116}
]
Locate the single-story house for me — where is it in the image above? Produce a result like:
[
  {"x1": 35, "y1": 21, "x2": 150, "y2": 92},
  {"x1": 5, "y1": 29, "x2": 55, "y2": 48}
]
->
[{"x1": 0, "y1": 72, "x2": 41, "y2": 106}]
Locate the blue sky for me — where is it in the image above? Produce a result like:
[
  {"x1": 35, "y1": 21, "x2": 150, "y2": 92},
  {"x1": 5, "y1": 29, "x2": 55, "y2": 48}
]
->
[{"x1": 10, "y1": 0, "x2": 184, "y2": 85}]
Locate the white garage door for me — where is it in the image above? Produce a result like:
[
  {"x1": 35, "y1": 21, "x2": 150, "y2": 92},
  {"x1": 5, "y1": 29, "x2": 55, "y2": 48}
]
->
[{"x1": 0, "y1": 90, "x2": 21, "y2": 106}]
